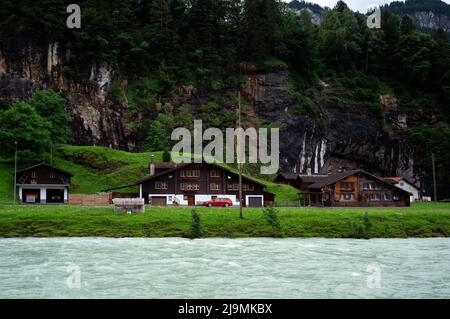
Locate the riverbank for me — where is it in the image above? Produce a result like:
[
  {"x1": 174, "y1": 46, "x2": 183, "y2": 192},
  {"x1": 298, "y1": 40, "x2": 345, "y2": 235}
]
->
[{"x1": 0, "y1": 203, "x2": 448, "y2": 238}]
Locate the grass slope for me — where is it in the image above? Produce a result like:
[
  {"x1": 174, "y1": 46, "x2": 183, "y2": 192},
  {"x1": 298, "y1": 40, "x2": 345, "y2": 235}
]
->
[
  {"x1": 0, "y1": 203, "x2": 448, "y2": 238},
  {"x1": 0, "y1": 162, "x2": 13, "y2": 203},
  {"x1": 0, "y1": 146, "x2": 300, "y2": 202}
]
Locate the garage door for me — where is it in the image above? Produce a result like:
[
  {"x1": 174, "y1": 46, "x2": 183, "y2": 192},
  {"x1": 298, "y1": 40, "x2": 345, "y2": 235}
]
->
[
  {"x1": 151, "y1": 196, "x2": 167, "y2": 206},
  {"x1": 248, "y1": 197, "x2": 263, "y2": 207}
]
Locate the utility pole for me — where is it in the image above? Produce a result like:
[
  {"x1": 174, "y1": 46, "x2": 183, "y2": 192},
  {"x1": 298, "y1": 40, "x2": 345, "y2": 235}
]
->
[
  {"x1": 432, "y1": 153, "x2": 438, "y2": 202},
  {"x1": 238, "y1": 92, "x2": 243, "y2": 219},
  {"x1": 13, "y1": 141, "x2": 17, "y2": 204}
]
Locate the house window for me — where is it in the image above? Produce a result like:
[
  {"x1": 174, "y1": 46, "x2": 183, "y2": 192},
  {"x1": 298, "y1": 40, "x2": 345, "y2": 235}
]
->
[
  {"x1": 364, "y1": 183, "x2": 381, "y2": 190},
  {"x1": 341, "y1": 193, "x2": 355, "y2": 201},
  {"x1": 180, "y1": 170, "x2": 200, "y2": 178},
  {"x1": 155, "y1": 181, "x2": 168, "y2": 190},
  {"x1": 210, "y1": 183, "x2": 220, "y2": 191},
  {"x1": 210, "y1": 170, "x2": 221, "y2": 178},
  {"x1": 180, "y1": 183, "x2": 200, "y2": 191},
  {"x1": 382, "y1": 192, "x2": 392, "y2": 201},
  {"x1": 31, "y1": 171, "x2": 36, "y2": 178},
  {"x1": 50, "y1": 171, "x2": 55, "y2": 179},
  {"x1": 242, "y1": 184, "x2": 255, "y2": 191}
]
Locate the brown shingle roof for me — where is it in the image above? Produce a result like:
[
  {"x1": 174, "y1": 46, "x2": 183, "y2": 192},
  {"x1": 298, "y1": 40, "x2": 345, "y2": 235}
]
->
[
  {"x1": 307, "y1": 170, "x2": 412, "y2": 195},
  {"x1": 298, "y1": 175, "x2": 329, "y2": 184},
  {"x1": 276, "y1": 172, "x2": 298, "y2": 180},
  {"x1": 307, "y1": 170, "x2": 361, "y2": 189},
  {"x1": 15, "y1": 162, "x2": 73, "y2": 177},
  {"x1": 151, "y1": 163, "x2": 184, "y2": 169}
]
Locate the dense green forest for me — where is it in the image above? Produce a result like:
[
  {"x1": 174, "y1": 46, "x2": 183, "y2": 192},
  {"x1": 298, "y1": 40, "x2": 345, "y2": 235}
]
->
[{"x1": 1, "y1": 0, "x2": 450, "y2": 196}]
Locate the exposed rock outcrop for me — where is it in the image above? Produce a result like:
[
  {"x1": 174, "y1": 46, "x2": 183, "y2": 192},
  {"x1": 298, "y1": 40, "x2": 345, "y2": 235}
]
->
[
  {"x1": 0, "y1": 40, "x2": 129, "y2": 149},
  {"x1": 240, "y1": 69, "x2": 420, "y2": 185},
  {"x1": 409, "y1": 11, "x2": 450, "y2": 32}
]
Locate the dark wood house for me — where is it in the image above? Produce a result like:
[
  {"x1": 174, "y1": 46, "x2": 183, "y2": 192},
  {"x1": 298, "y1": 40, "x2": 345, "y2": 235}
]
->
[
  {"x1": 275, "y1": 170, "x2": 411, "y2": 207},
  {"x1": 15, "y1": 163, "x2": 73, "y2": 204},
  {"x1": 273, "y1": 172, "x2": 301, "y2": 189},
  {"x1": 138, "y1": 162, "x2": 271, "y2": 207}
]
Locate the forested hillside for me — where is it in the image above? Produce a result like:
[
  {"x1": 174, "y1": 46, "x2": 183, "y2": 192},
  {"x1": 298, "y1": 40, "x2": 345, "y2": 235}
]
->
[{"x1": 0, "y1": 0, "x2": 449, "y2": 197}]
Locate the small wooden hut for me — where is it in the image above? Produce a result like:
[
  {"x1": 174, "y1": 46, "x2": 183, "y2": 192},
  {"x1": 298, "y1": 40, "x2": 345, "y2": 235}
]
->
[{"x1": 112, "y1": 198, "x2": 145, "y2": 214}]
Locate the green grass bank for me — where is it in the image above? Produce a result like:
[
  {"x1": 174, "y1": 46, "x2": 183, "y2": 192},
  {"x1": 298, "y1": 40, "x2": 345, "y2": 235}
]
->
[{"x1": 0, "y1": 203, "x2": 448, "y2": 239}]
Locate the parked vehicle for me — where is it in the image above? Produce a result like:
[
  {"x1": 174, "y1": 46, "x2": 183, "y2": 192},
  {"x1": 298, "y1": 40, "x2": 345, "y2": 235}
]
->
[{"x1": 203, "y1": 198, "x2": 233, "y2": 207}]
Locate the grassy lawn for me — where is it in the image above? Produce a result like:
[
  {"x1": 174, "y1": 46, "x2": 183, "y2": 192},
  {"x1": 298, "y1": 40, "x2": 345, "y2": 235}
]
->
[
  {"x1": 0, "y1": 203, "x2": 448, "y2": 238},
  {"x1": 0, "y1": 161, "x2": 14, "y2": 204},
  {"x1": 0, "y1": 145, "x2": 300, "y2": 202}
]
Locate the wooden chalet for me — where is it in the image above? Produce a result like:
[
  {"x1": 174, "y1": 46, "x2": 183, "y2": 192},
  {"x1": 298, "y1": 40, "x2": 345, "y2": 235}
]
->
[
  {"x1": 273, "y1": 172, "x2": 301, "y2": 189},
  {"x1": 275, "y1": 170, "x2": 411, "y2": 207},
  {"x1": 138, "y1": 162, "x2": 272, "y2": 207},
  {"x1": 15, "y1": 163, "x2": 73, "y2": 204}
]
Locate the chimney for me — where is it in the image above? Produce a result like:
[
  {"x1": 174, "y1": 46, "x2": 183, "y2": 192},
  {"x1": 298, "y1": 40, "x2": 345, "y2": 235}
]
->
[{"x1": 149, "y1": 155, "x2": 155, "y2": 176}]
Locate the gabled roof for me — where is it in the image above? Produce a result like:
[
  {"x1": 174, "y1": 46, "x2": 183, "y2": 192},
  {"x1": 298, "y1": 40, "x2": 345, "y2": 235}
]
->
[
  {"x1": 383, "y1": 177, "x2": 403, "y2": 183},
  {"x1": 298, "y1": 174, "x2": 329, "y2": 184},
  {"x1": 383, "y1": 177, "x2": 420, "y2": 189},
  {"x1": 15, "y1": 162, "x2": 73, "y2": 177},
  {"x1": 307, "y1": 170, "x2": 361, "y2": 189},
  {"x1": 150, "y1": 163, "x2": 184, "y2": 170},
  {"x1": 307, "y1": 170, "x2": 412, "y2": 195},
  {"x1": 275, "y1": 172, "x2": 298, "y2": 180}
]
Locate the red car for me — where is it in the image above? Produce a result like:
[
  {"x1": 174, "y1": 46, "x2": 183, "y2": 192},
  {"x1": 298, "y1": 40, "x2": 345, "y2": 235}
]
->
[{"x1": 203, "y1": 197, "x2": 233, "y2": 207}]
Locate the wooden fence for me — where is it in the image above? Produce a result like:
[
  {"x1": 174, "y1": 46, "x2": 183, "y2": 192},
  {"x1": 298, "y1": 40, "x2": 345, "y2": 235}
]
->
[{"x1": 68, "y1": 194, "x2": 112, "y2": 206}]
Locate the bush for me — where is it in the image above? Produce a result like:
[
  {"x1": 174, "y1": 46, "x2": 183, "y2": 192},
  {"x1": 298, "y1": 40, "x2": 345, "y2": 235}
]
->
[
  {"x1": 347, "y1": 212, "x2": 372, "y2": 239},
  {"x1": 162, "y1": 149, "x2": 171, "y2": 163},
  {"x1": 263, "y1": 206, "x2": 284, "y2": 237},
  {"x1": 191, "y1": 209, "x2": 202, "y2": 239}
]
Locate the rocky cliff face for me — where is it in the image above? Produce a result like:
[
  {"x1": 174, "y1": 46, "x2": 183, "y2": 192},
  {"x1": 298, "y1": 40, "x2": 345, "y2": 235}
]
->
[
  {"x1": 0, "y1": 40, "x2": 131, "y2": 150},
  {"x1": 409, "y1": 11, "x2": 450, "y2": 32},
  {"x1": 241, "y1": 69, "x2": 420, "y2": 185}
]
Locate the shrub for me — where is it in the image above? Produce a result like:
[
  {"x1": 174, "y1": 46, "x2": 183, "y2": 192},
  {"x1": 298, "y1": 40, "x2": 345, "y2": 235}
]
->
[
  {"x1": 191, "y1": 209, "x2": 202, "y2": 239},
  {"x1": 162, "y1": 149, "x2": 171, "y2": 163},
  {"x1": 263, "y1": 206, "x2": 284, "y2": 237},
  {"x1": 347, "y1": 212, "x2": 372, "y2": 239}
]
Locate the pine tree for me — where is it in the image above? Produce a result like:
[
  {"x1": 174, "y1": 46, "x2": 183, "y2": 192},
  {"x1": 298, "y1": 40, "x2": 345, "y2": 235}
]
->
[
  {"x1": 243, "y1": 0, "x2": 282, "y2": 61},
  {"x1": 400, "y1": 15, "x2": 415, "y2": 35}
]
